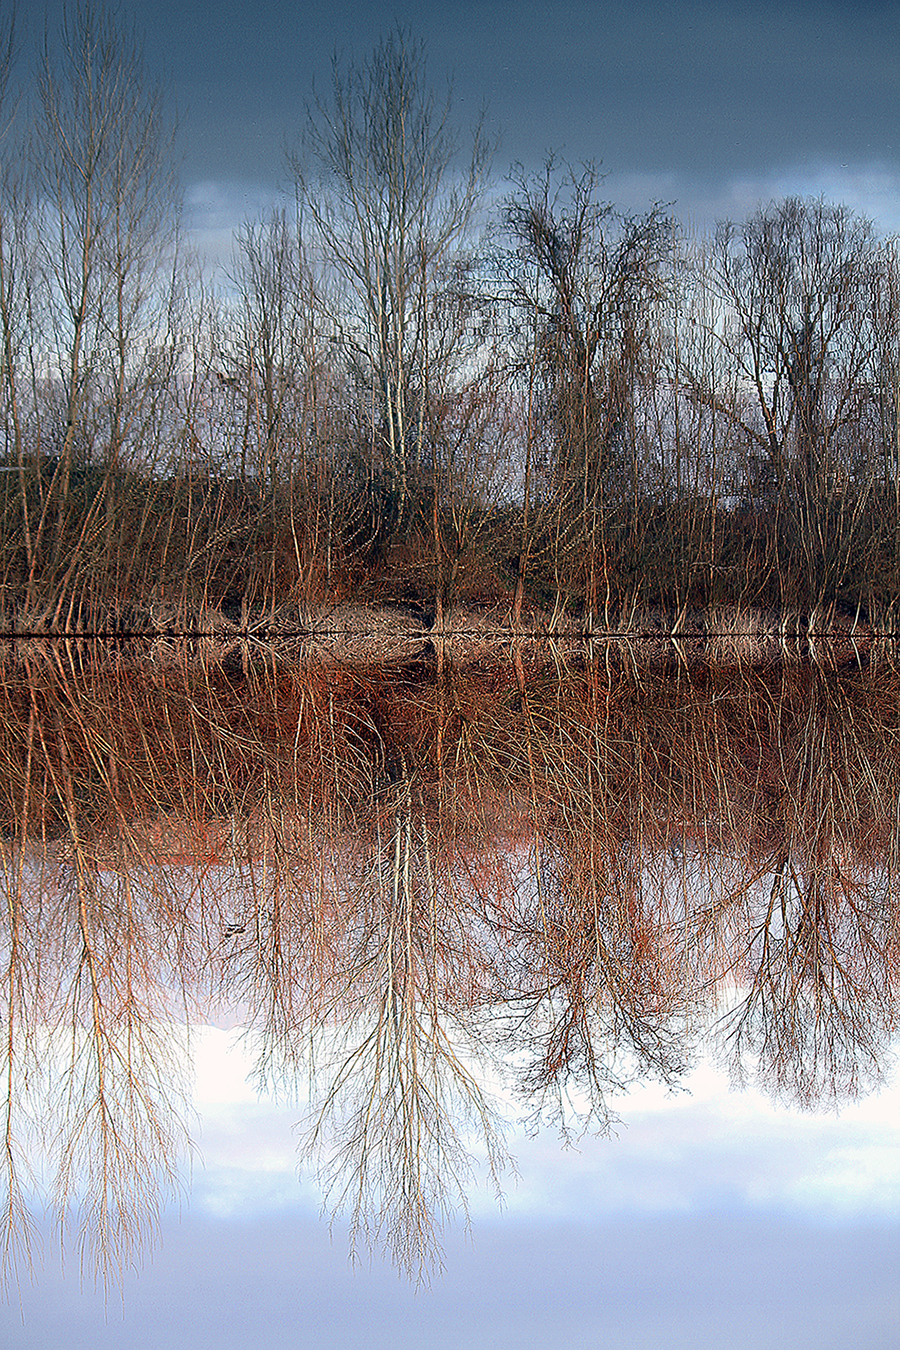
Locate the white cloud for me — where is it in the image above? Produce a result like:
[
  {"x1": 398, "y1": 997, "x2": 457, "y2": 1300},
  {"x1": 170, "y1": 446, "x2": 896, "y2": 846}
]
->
[
  {"x1": 184, "y1": 180, "x2": 283, "y2": 271},
  {"x1": 604, "y1": 160, "x2": 900, "y2": 238},
  {"x1": 723, "y1": 161, "x2": 900, "y2": 235}
]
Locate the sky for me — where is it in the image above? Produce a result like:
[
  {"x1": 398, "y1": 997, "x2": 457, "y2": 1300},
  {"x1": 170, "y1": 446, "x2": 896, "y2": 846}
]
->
[
  {"x1": 21, "y1": 0, "x2": 900, "y2": 266},
  {"x1": 3, "y1": 2, "x2": 900, "y2": 1342}
]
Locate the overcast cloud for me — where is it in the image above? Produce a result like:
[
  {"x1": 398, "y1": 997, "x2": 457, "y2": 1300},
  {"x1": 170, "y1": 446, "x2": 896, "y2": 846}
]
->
[{"x1": 25, "y1": 0, "x2": 900, "y2": 252}]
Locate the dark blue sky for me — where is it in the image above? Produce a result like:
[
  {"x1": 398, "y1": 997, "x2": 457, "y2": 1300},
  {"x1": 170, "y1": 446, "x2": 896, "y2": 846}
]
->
[{"x1": 24, "y1": 0, "x2": 900, "y2": 253}]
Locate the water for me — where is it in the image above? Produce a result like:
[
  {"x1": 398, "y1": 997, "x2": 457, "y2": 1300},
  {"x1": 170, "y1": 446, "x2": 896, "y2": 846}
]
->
[{"x1": 1, "y1": 640, "x2": 897, "y2": 1280}]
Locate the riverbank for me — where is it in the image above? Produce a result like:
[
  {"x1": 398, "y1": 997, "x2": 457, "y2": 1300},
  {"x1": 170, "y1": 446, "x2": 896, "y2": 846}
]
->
[{"x1": 0, "y1": 600, "x2": 881, "y2": 670}]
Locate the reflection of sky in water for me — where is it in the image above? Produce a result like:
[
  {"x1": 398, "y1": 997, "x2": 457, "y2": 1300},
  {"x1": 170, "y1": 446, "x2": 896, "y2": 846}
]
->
[
  {"x1": 5, "y1": 1025, "x2": 895, "y2": 1349},
  {"x1": 189, "y1": 1023, "x2": 900, "y2": 1222}
]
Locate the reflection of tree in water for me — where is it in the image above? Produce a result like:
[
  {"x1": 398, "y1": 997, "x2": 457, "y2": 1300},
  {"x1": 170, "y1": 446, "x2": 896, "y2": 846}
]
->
[
  {"x1": 0, "y1": 651, "x2": 898, "y2": 1283},
  {"x1": 718, "y1": 674, "x2": 898, "y2": 1104},
  {"x1": 239, "y1": 709, "x2": 512, "y2": 1278}
]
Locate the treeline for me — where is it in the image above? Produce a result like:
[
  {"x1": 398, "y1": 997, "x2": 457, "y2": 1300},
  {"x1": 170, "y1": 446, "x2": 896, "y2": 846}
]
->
[{"x1": 2, "y1": 9, "x2": 900, "y2": 629}]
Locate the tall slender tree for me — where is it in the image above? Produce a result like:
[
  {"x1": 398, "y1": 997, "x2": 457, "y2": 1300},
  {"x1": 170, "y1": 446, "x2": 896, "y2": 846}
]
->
[
  {"x1": 31, "y1": 1, "x2": 180, "y2": 598},
  {"x1": 291, "y1": 28, "x2": 491, "y2": 547}
]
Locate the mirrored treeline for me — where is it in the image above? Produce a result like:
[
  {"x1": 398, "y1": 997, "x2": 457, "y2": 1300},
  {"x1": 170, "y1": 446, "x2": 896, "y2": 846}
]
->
[{"x1": 0, "y1": 648, "x2": 898, "y2": 1282}]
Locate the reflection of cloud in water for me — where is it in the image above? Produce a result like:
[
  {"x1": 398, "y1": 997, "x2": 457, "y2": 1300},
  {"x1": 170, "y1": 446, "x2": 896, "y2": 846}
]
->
[{"x1": 190, "y1": 1023, "x2": 900, "y2": 1224}]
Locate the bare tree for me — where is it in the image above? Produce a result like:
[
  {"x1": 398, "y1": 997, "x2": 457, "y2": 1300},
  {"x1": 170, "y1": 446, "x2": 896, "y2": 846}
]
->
[
  {"x1": 29, "y1": 1, "x2": 180, "y2": 601},
  {"x1": 0, "y1": 11, "x2": 39, "y2": 597},
  {"x1": 291, "y1": 28, "x2": 491, "y2": 547},
  {"x1": 702, "y1": 198, "x2": 884, "y2": 604},
  {"x1": 499, "y1": 162, "x2": 671, "y2": 623},
  {"x1": 219, "y1": 209, "x2": 360, "y2": 611}
]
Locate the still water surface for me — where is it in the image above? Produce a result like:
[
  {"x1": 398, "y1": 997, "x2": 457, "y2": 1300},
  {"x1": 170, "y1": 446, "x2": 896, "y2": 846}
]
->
[{"x1": 1, "y1": 640, "x2": 897, "y2": 1279}]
